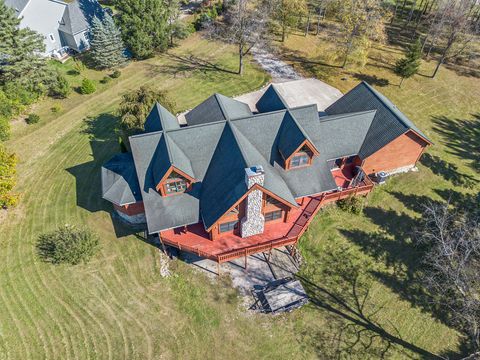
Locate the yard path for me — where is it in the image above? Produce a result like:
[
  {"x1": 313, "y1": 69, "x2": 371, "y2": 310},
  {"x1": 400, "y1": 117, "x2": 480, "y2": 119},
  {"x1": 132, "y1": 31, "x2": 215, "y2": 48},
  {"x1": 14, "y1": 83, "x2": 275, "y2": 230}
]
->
[{"x1": 252, "y1": 46, "x2": 303, "y2": 82}]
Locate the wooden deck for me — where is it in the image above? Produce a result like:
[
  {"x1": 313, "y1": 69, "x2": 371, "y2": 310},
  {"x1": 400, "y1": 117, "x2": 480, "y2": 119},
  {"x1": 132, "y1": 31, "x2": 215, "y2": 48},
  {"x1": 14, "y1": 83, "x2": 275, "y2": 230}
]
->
[{"x1": 159, "y1": 171, "x2": 374, "y2": 263}]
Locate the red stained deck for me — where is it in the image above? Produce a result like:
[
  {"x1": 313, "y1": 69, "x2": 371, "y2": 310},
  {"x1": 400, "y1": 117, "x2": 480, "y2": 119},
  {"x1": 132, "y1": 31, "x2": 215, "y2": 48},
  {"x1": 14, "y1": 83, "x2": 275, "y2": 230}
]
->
[
  {"x1": 331, "y1": 165, "x2": 355, "y2": 188},
  {"x1": 159, "y1": 166, "x2": 373, "y2": 263}
]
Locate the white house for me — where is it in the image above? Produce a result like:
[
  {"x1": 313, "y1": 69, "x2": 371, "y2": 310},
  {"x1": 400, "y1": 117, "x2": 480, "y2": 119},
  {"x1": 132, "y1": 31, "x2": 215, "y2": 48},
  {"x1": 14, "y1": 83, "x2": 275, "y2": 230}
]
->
[{"x1": 5, "y1": 0, "x2": 103, "y2": 57}]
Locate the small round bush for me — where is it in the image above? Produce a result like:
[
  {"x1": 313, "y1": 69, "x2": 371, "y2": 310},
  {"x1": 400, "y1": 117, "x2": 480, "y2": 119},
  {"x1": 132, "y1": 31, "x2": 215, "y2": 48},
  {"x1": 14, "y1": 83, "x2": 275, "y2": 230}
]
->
[
  {"x1": 36, "y1": 225, "x2": 100, "y2": 265},
  {"x1": 337, "y1": 195, "x2": 364, "y2": 215},
  {"x1": 110, "y1": 70, "x2": 121, "y2": 78},
  {"x1": 26, "y1": 113, "x2": 40, "y2": 124},
  {"x1": 80, "y1": 78, "x2": 96, "y2": 95},
  {"x1": 100, "y1": 76, "x2": 111, "y2": 84},
  {"x1": 51, "y1": 104, "x2": 62, "y2": 113},
  {"x1": 49, "y1": 72, "x2": 71, "y2": 98}
]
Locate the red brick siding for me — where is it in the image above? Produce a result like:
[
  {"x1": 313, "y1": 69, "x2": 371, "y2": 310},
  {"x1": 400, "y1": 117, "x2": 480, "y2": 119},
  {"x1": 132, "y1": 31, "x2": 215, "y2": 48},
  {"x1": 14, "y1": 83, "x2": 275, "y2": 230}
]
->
[
  {"x1": 361, "y1": 131, "x2": 428, "y2": 174},
  {"x1": 114, "y1": 202, "x2": 145, "y2": 216}
]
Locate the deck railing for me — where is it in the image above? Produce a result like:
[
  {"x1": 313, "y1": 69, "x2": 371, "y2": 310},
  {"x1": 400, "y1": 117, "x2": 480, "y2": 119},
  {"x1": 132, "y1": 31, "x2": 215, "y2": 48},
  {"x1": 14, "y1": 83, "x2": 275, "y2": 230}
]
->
[{"x1": 160, "y1": 174, "x2": 374, "y2": 264}]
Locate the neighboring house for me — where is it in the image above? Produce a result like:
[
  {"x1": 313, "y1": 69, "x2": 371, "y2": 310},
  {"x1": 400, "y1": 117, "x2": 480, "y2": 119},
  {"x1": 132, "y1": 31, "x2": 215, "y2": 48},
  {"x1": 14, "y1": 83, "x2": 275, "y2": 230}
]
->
[
  {"x1": 101, "y1": 81, "x2": 431, "y2": 265},
  {"x1": 4, "y1": 0, "x2": 103, "y2": 57}
]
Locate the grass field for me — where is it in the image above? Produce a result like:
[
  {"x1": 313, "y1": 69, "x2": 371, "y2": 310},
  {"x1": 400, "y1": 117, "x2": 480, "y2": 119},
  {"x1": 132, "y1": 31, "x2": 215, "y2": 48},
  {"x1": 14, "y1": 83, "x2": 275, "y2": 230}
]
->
[{"x1": 0, "y1": 27, "x2": 478, "y2": 359}]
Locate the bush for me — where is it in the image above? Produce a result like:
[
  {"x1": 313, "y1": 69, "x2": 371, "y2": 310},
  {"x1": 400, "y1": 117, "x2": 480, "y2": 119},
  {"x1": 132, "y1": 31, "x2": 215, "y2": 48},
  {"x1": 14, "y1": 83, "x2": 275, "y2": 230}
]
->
[
  {"x1": 0, "y1": 144, "x2": 18, "y2": 209},
  {"x1": 49, "y1": 72, "x2": 71, "y2": 98},
  {"x1": 337, "y1": 195, "x2": 365, "y2": 215},
  {"x1": 26, "y1": 113, "x2": 40, "y2": 124},
  {"x1": 100, "y1": 76, "x2": 111, "y2": 84},
  {"x1": 0, "y1": 117, "x2": 11, "y2": 141},
  {"x1": 80, "y1": 78, "x2": 96, "y2": 95},
  {"x1": 110, "y1": 70, "x2": 121, "y2": 78},
  {"x1": 194, "y1": 13, "x2": 212, "y2": 31},
  {"x1": 36, "y1": 225, "x2": 100, "y2": 265},
  {"x1": 51, "y1": 104, "x2": 62, "y2": 113}
]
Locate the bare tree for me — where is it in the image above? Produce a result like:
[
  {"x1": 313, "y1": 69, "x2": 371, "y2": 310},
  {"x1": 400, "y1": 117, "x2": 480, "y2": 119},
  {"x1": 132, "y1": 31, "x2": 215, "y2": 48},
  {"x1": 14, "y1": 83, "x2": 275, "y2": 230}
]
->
[
  {"x1": 425, "y1": 0, "x2": 480, "y2": 77},
  {"x1": 212, "y1": 0, "x2": 269, "y2": 75},
  {"x1": 417, "y1": 201, "x2": 480, "y2": 355}
]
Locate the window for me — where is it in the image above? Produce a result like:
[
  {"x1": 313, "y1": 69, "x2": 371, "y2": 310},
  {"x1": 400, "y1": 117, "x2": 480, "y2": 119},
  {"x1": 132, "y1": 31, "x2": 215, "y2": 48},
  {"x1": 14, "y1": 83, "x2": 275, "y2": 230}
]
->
[
  {"x1": 48, "y1": 33, "x2": 55, "y2": 42},
  {"x1": 265, "y1": 210, "x2": 282, "y2": 222},
  {"x1": 265, "y1": 195, "x2": 281, "y2": 206},
  {"x1": 165, "y1": 178, "x2": 187, "y2": 194},
  {"x1": 219, "y1": 220, "x2": 238, "y2": 233},
  {"x1": 290, "y1": 152, "x2": 309, "y2": 168}
]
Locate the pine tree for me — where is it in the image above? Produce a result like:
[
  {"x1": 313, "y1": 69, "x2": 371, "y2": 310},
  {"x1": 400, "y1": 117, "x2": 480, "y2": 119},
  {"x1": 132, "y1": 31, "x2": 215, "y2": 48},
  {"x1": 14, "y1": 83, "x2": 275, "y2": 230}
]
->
[
  {"x1": 395, "y1": 39, "x2": 422, "y2": 87},
  {"x1": 0, "y1": 1, "x2": 51, "y2": 91},
  {"x1": 90, "y1": 14, "x2": 126, "y2": 69},
  {"x1": 115, "y1": 0, "x2": 169, "y2": 59}
]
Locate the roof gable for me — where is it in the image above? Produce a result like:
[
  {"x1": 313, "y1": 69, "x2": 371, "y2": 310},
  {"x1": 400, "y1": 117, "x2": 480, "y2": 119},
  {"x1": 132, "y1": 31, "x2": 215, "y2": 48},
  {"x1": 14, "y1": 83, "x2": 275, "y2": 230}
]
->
[
  {"x1": 325, "y1": 81, "x2": 430, "y2": 158},
  {"x1": 277, "y1": 111, "x2": 319, "y2": 160},
  {"x1": 144, "y1": 102, "x2": 179, "y2": 133},
  {"x1": 101, "y1": 153, "x2": 141, "y2": 206},
  {"x1": 256, "y1": 85, "x2": 288, "y2": 113},
  {"x1": 59, "y1": 0, "x2": 103, "y2": 35}
]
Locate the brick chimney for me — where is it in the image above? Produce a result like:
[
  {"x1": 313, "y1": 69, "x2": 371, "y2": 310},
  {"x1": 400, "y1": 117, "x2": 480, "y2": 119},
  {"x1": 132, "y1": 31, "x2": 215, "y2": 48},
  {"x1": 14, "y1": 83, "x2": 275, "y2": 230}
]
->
[{"x1": 240, "y1": 166, "x2": 265, "y2": 238}]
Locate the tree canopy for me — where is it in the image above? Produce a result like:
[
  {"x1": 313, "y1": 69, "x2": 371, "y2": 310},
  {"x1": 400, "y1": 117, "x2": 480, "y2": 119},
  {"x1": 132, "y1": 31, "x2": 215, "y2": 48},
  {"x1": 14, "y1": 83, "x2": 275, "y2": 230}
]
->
[
  {"x1": 90, "y1": 14, "x2": 126, "y2": 69},
  {"x1": 0, "y1": 143, "x2": 18, "y2": 209},
  {"x1": 118, "y1": 86, "x2": 176, "y2": 136},
  {"x1": 115, "y1": 0, "x2": 170, "y2": 59},
  {"x1": 395, "y1": 38, "x2": 422, "y2": 86}
]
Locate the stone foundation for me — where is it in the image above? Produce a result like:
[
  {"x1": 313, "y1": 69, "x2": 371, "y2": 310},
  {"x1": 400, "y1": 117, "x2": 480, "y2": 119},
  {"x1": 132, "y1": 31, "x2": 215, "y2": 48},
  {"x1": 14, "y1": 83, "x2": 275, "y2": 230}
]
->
[{"x1": 385, "y1": 165, "x2": 417, "y2": 176}]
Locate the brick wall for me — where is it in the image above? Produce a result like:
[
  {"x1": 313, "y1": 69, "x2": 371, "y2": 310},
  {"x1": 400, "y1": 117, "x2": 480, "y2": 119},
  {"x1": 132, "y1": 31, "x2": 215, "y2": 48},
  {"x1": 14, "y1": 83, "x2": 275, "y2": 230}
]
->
[{"x1": 362, "y1": 131, "x2": 429, "y2": 174}]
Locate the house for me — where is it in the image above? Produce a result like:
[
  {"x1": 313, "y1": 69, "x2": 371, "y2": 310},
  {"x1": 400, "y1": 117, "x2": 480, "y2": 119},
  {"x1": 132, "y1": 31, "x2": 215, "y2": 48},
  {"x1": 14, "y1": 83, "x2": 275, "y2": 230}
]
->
[
  {"x1": 4, "y1": 0, "x2": 103, "y2": 58},
  {"x1": 101, "y1": 81, "x2": 431, "y2": 265}
]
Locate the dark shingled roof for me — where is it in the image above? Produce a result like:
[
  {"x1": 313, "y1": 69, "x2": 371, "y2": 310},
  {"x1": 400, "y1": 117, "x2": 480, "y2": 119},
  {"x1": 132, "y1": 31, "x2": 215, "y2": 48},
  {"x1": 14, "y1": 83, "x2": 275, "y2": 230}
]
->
[
  {"x1": 107, "y1": 82, "x2": 427, "y2": 234},
  {"x1": 144, "y1": 103, "x2": 179, "y2": 133},
  {"x1": 325, "y1": 81, "x2": 430, "y2": 158},
  {"x1": 256, "y1": 85, "x2": 288, "y2": 113},
  {"x1": 101, "y1": 153, "x2": 141, "y2": 206},
  {"x1": 185, "y1": 93, "x2": 252, "y2": 126}
]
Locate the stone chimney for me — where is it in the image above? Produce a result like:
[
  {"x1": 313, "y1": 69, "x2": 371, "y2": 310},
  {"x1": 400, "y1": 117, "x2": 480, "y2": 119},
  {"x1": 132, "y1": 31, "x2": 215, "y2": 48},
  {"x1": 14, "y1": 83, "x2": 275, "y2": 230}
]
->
[{"x1": 240, "y1": 166, "x2": 265, "y2": 238}]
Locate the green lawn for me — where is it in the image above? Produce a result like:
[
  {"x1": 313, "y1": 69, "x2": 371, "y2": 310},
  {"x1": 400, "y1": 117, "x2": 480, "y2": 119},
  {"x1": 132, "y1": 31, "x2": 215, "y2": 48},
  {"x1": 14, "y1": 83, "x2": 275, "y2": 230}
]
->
[{"x1": 0, "y1": 27, "x2": 478, "y2": 359}]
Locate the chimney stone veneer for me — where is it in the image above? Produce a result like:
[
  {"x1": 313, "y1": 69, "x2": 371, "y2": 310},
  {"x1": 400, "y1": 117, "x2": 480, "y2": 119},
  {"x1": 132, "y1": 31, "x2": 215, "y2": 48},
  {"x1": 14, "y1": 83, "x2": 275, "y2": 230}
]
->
[{"x1": 240, "y1": 166, "x2": 265, "y2": 238}]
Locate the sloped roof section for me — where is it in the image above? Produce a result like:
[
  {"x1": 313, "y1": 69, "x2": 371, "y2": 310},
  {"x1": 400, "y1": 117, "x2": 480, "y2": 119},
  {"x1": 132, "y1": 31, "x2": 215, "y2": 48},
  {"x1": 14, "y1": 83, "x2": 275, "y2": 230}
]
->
[
  {"x1": 277, "y1": 111, "x2": 318, "y2": 160},
  {"x1": 144, "y1": 103, "x2": 179, "y2": 133},
  {"x1": 4, "y1": 0, "x2": 29, "y2": 15},
  {"x1": 185, "y1": 94, "x2": 252, "y2": 126},
  {"x1": 102, "y1": 153, "x2": 141, "y2": 206},
  {"x1": 325, "y1": 81, "x2": 430, "y2": 158},
  {"x1": 256, "y1": 85, "x2": 288, "y2": 113},
  {"x1": 59, "y1": 0, "x2": 103, "y2": 35}
]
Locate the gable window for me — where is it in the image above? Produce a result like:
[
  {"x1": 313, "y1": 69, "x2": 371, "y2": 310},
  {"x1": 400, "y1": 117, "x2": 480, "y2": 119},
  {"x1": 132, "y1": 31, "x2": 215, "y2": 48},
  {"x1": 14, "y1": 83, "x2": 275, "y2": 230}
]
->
[
  {"x1": 219, "y1": 220, "x2": 238, "y2": 233},
  {"x1": 290, "y1": 152, "x2": 309, "y2": 168},
  {"x1": 165, "y1": 179, "x2": 187, "y2": 194},
  {"x1": 265, "y1": 210, "x2": 282, "y2": 222},
  {"x1": 265, "y1": 195, "x2": 281, "y2": 206}
]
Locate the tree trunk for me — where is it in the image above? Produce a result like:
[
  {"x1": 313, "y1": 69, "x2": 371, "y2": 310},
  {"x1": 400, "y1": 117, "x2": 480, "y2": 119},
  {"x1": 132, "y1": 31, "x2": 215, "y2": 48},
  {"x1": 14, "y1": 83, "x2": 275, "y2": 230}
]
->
[
  {"x1": 316, "y1": 10, "x2": 321, "y2": 35},
  {"x1": 404, "y1": 0, "x2": 417, "y2": 28},
  {"x1": 238, "y1": 47, "x2": 244, "y2": 75},
  {"x1": 392, "y1": 0, "x2": 400, "y2": 24},
  {"x1": 342, "y1": 34, "x2": 354, "y2": 68},
  {"x1": 400, "y1": 0, "x2": 408, "y2": 18},
  {"x1": 432, "y1": 38, "x2": 453, "y2": 78},
  {"x1": 305, "y1": 12, "x2": 310, "y2": 36},
  {"x1": 281, "y1": 20, "x2": 286, "y2": 42},
  {"x1": 399, "y1": 76, "x2": 405, "y2": 87}
]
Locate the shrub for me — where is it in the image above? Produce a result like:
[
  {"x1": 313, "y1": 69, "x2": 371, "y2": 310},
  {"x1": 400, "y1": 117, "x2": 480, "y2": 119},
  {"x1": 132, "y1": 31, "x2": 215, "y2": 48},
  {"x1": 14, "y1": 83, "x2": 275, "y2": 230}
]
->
[
  {"x1": 49, "y1": 72, "x2": 71, "y2": 98},
  {"x1": 80, "y1": 78, "x2": 96, "y2": 94},
  {"x1": 110, "y1": 70, "x2": 121, "y2": 78},
  {"x1": 51, "y1": 104, "x2": 62, "y2": 113},
  {"x1": 194, "y1": 13, "x2": 212, "y2": 31},
  {"x1": 337, "y1": 195, "x2": 365, "y2": 215},
  {"x1": 100, "y1": 76, "x2": 111, "y2": 84},
  {"x1": 26, "y1": 113, "x2": 40, "y2": 124},
  {"x1": 0, "y1": 144, "x2": 18, "y2": 209},
  {"x1": 0, "y1": 117, "x2": 11, "y2": 141},
  {"x1": 36, "y1": 225, "x2": 100, "y2": 265}
]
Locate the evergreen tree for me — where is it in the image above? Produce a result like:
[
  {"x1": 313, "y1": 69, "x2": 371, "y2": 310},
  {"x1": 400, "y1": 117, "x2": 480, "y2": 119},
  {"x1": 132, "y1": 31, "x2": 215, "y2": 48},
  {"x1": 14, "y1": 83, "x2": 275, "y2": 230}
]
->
[
  {"x1": 0, "y1": 1, "x2": 51, "y2": 91},
  {"x1": 115, "y1": 0, "x2": 169, "y2": 59},
  {"x1": 395, "y1": 38, "x2": 422, "y2": 87},
  {"x1": 90, "y1": 14, "x2": 126, "y2": 69}
]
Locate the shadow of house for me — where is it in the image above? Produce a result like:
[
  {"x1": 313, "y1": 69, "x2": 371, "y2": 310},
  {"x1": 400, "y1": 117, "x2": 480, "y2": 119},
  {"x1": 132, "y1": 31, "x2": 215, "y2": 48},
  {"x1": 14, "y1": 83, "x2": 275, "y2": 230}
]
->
[
  {"x1": 66, "y1": 113, "x2": 144, "y2": 238},
  {"x1": 353, "y1": 73, "x2": 390, "y2": 87},
  {"x1": 432, "y1": 114, "x2": 480, "y2": 173}
]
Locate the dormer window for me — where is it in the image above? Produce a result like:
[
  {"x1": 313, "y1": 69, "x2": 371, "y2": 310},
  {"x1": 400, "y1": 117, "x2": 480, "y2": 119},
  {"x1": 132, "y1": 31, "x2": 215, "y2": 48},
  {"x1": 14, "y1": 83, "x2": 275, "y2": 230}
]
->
[
  {"x1": 290, "y1": 152, "x2": 309, "y2": 168},
  {"x1": 162, "y1": 171, "x2": 189, "y2": 195}
]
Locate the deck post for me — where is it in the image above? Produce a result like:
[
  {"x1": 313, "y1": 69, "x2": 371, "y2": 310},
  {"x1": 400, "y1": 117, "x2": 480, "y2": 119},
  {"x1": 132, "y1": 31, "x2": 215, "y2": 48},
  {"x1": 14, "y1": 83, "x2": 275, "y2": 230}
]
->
[
  {"x1": 217, "y1": 261, "x2": 221, "y2": 276},
  {"x1": 244, "y1": 249, "x2": 248, "y2": 271}
]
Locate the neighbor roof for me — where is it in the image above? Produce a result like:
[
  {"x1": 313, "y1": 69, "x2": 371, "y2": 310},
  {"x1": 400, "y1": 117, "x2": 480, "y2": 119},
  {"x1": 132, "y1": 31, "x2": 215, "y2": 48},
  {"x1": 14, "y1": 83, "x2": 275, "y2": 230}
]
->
[
  {"x1": 58, "y1": 0, "x2": 103, "y2": 35},
  {"x1": 4, "y1": 0, "x2": 29, "y2": 15},
  {"x1": 325, "y1": 81, "x2": 431, "y2": 158},
  {"x1": 185, "y1": 93, "x2": 252, "y2": 126},
  {"x1": 101, "y1": 153, "x2": 141, "y2": 206},
  {"x1": 105, "y1": 82, "x2": 427, "y2": 234}
]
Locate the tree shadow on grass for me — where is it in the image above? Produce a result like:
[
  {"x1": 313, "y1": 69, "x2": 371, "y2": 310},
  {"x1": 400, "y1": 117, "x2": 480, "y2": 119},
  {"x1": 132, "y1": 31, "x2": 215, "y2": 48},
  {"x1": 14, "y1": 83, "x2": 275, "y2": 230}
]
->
[
  {"x1": 66, "y1": 113, "x2": 144, "y2": 238},
  {"x1": 432, "y1": 114, "x2": 480, "y2": 173},
  {"x1": 420, "y1": 153, "x2": 477, "y2": 188},
  {"x1": 353, "y1": 73, "x2": 390, "y2": 87},
  {"x1": 149, "y1": 53, "x2": 238, "y2": 78}
]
